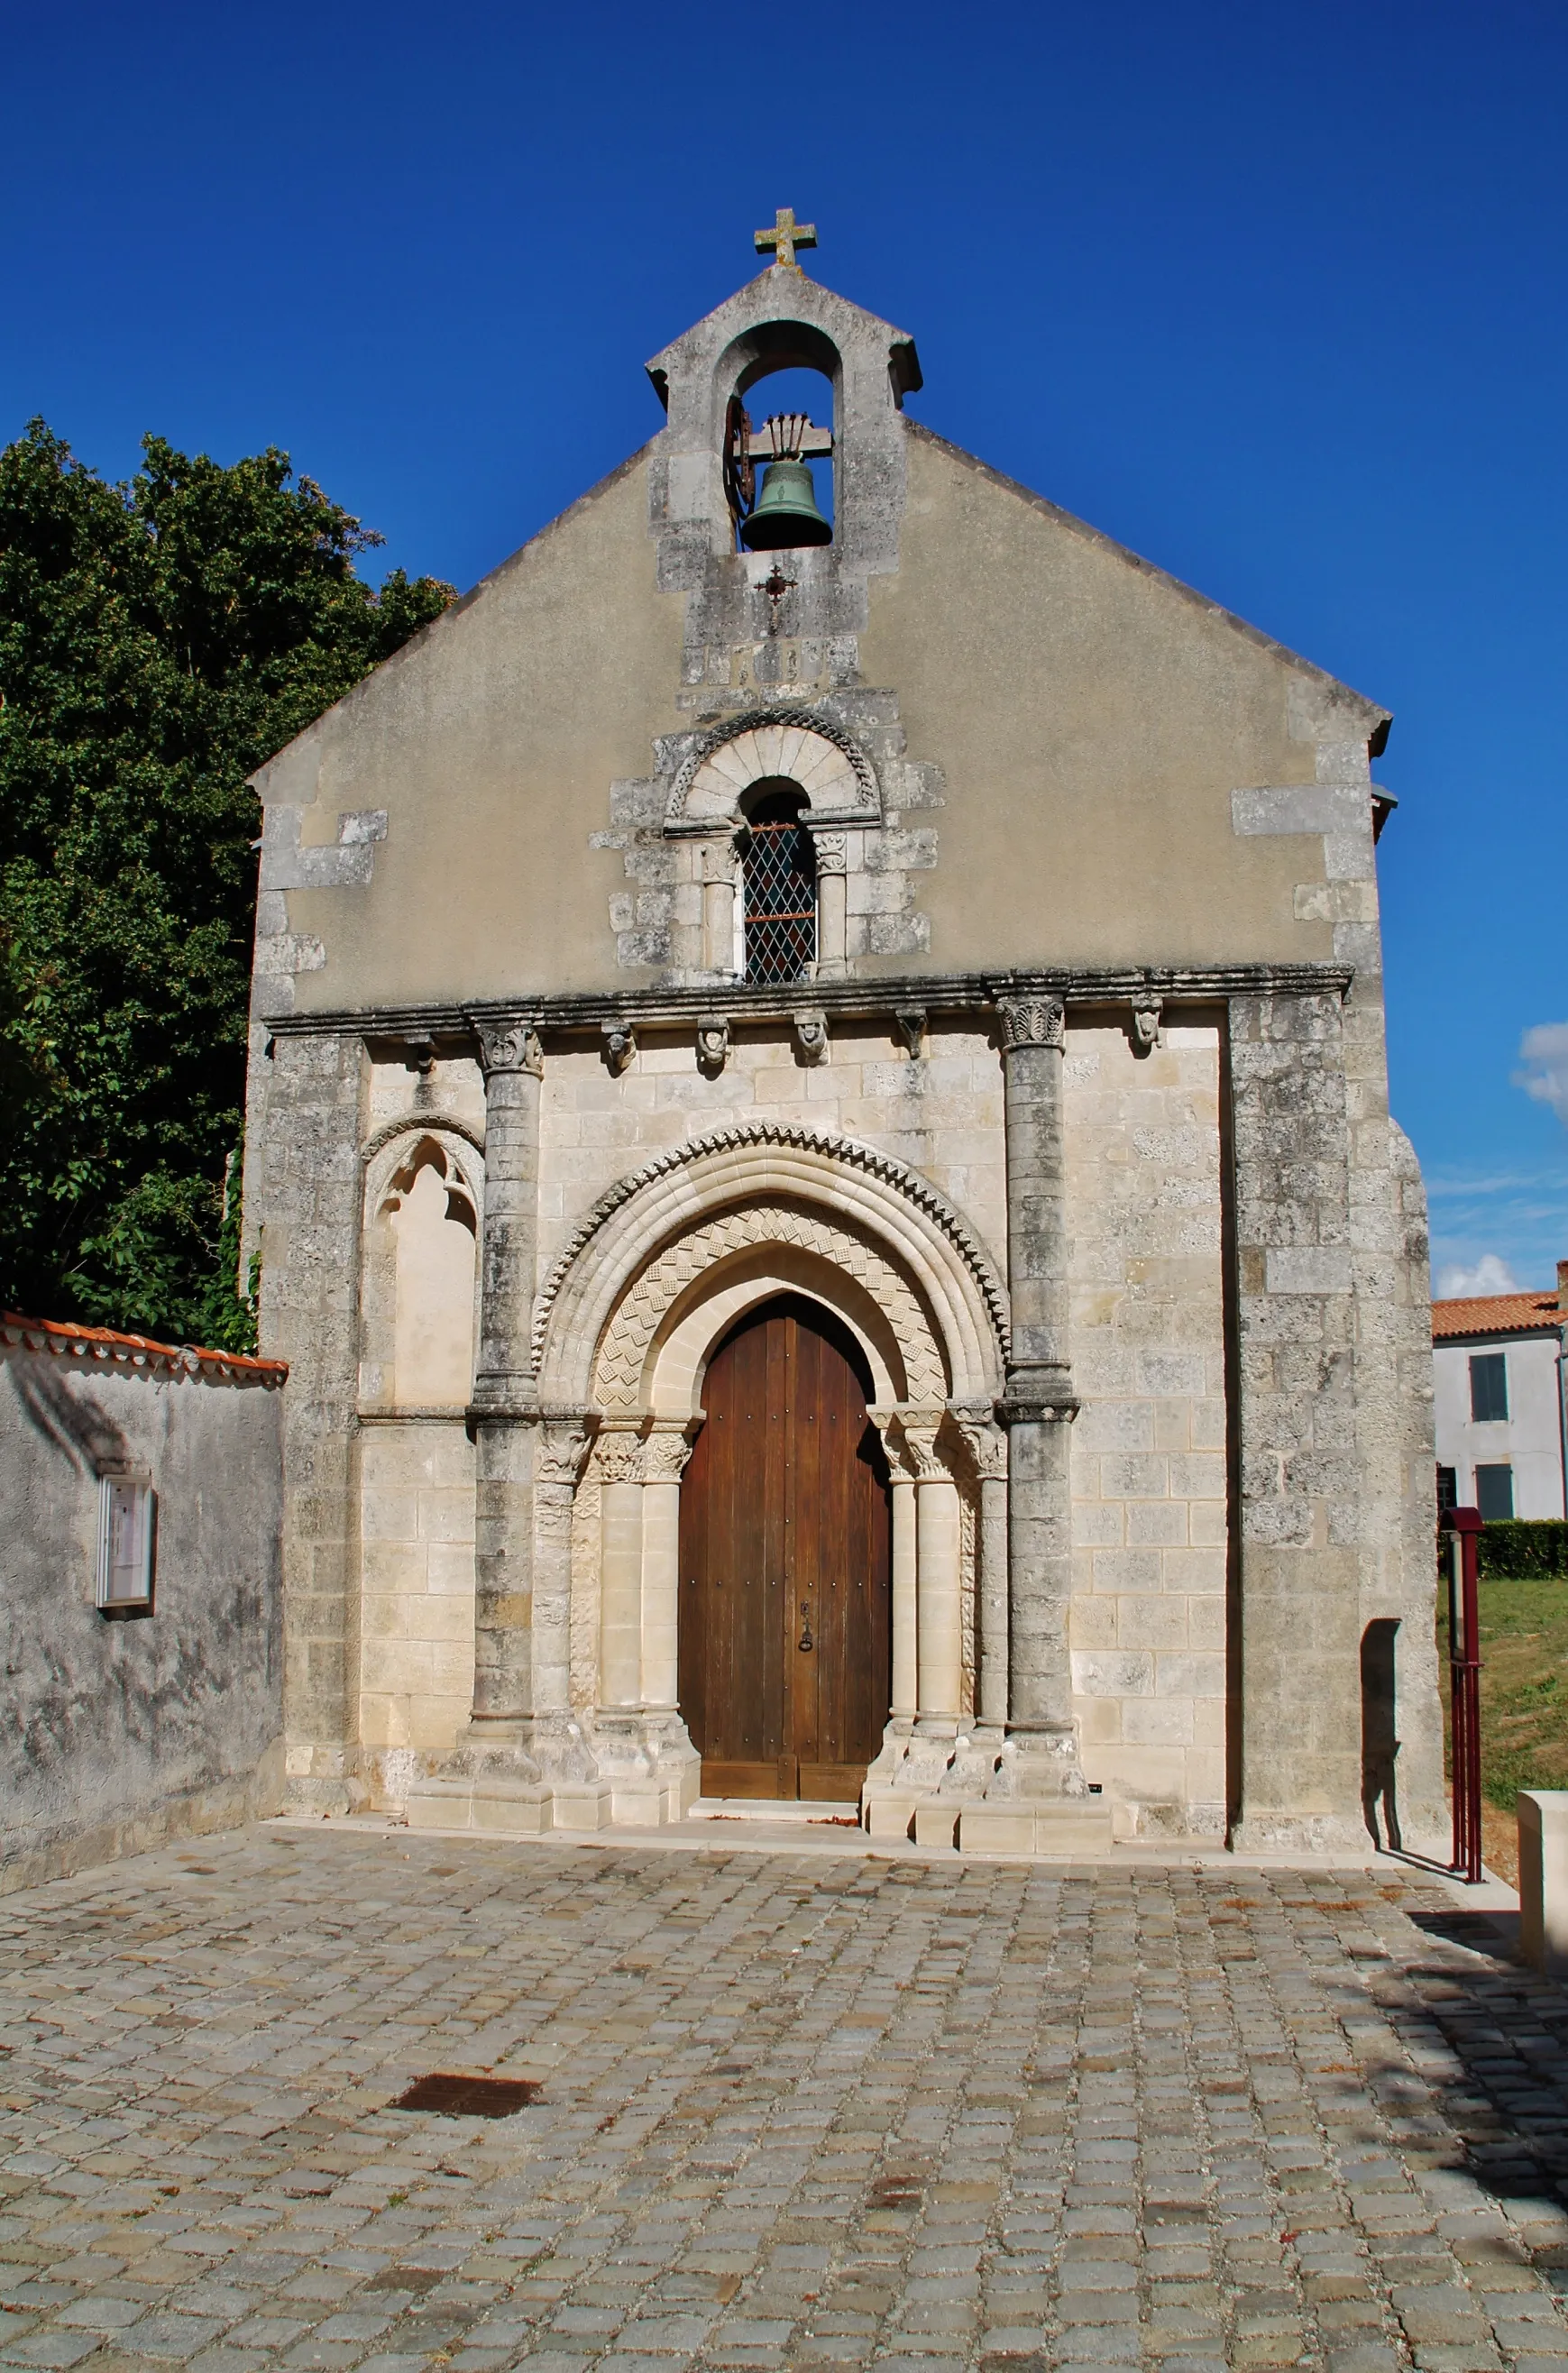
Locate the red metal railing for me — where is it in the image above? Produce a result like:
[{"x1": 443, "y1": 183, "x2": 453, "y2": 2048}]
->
[{"x1": 1442, "y1": 1505, "x2": 1484, "y2": 1883}]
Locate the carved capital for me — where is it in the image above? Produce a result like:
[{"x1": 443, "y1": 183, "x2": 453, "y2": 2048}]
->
[
  {"x1": 642, "y1": 1425, "x2": 697, "y2": 1485},
  {"x1": 951, "y1": 1409, "x2": 1008, "y2": 1482},
  {"x1": 592, "y1": 1426, "x2": 646, "y2": 1485},
  {"x1": 996, "y1": 994, "x2": 1066, "y2": 1053},
  {"x1": 811, "y1": 828, "x2": 848, "y2": 875},
  {"x1": 699, "y1": 840, "x2": 738, "y2": 886},
  {"x1": 793, "y1": 1008, "x2": 829, "y2": 1065},
  {"x1": 696, "y1": 1015, "x2": 731, "y2": 1074},
  {"x1": 602, "y1": 1019, "x2": 637, "y2": 1075},
  {"x1": 1132, "y1": 996, "x2": 1162, "y2": 1055},
  {"x1": 867, "y1": 1406, "x2": 915, "y2": 1480},
  {"x1": 536, "y1": 1414, "x2": 595, "y2": 1488},
  {"x1": 894, "y1": 1006, "x2": 927, "y2": 1058},
  {"x1": 899, "y1": 1414, "x2": 948, "y2": 1481},
  {"x1": 474, "y1": 1016, "x2": 544, "y2": 1077}
]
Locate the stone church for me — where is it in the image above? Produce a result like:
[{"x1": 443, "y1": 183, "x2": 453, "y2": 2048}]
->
[{"x1": 243, "y1": 215, "x2": 1444, "y2": 1855}]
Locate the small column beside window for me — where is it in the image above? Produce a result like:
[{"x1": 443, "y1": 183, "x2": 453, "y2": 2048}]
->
[{"x1": 812, "y1": 829, "x2": 848, "y2": 976}]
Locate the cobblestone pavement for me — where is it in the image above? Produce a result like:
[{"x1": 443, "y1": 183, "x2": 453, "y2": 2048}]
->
[{"x1": 2, "y1": 1826, "x2": 1566, "y2": 2373}]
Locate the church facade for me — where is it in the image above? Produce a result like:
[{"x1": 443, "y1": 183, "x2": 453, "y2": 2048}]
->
[{"x1": 242, "y1": 222, "x2": 1444, "y2": 1855}]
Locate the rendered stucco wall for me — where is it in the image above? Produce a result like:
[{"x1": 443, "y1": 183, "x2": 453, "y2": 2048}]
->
[{"x1": 0, "y1": 1344, "x2": 284, "y2": 1892}]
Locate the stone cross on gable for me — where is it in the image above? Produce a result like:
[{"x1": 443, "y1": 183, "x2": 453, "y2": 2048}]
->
[{"x1": 755, "y1": 207, "x2": 817, "y2": 272}]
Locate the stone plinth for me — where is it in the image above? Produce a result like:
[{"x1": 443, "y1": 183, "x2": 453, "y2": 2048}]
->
[{"x1": 1518, "y1": 1791, "x2": 1568, "y2": 1975}]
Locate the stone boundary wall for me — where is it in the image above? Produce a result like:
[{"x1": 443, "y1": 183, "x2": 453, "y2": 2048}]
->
[{"x1": 0, "y1": 1320, "x2": 287, "y2": 1893}]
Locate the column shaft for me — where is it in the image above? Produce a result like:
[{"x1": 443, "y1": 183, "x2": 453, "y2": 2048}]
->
[
  {"x1": 977, "y1": 1472, "x2": 1009, "y2": 1730},
  {"x1": 818, "y1": 871, "x2": 847, "y2": 970},
  {"x1": 469, "y1": 1020, "x2": 544, "y2": 1728},
  {"x1": 889, "y1": 1473, "x2": 918, "y2": 1725},
  {"x1": 997, "y1": 994, "x2": 1077, "y2": 1744},
  {"x1": 915, "y1": 1475, "x2": 963, "y2": 1731},
  {"x1": 599, "y1": 1474, "x2": 645, "y2": 1712},
  {"x1": 701, "y1": 874, "x2": 734, "y2": 975},
  {"x1": 531, "y1": 1417, "x2": 591, "y2": 1722}
]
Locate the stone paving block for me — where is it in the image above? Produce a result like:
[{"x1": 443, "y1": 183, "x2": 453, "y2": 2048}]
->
[{"x1": 0, "y1": 1835, "x2": 1566, "y2": 2373}]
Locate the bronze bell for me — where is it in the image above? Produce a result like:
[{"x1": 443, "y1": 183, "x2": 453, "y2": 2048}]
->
[{"x1": 739, "y1": 458, "x2": 831, "y2": 549}]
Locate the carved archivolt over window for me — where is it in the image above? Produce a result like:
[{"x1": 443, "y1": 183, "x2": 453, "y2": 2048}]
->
[
  {"x1": 361, "y1": 1130, "x2": 483, "y2": 1412},
  {"x1": 667, "y1": 710, "x2": 877, "y2": 830}
]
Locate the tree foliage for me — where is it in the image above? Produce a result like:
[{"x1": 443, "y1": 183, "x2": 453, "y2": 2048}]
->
[{"x1": 0, "y1": 421, "x2": 454, "y2": 1345}]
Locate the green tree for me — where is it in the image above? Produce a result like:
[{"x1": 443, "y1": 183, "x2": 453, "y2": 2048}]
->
[{"x1": 0, "y1": 421, "x2": 453, "y2": 1346}]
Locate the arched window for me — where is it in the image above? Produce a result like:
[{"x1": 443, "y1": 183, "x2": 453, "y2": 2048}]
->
[{"x1": 742, "y1": 785, "x2": 816, "y2": 983}]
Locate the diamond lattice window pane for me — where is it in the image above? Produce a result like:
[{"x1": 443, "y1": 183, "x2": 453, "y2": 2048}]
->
[{"x1": 743, "y1": 819, "x2": 817, "y2": 984}]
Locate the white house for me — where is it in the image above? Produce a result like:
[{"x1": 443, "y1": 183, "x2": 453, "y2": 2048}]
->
[{"x1": 1433, "y1": 1265, "x2": 1568, "y2": 1520}]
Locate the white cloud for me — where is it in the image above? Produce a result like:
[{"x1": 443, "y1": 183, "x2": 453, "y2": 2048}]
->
[
  {"x1": 1516, "y1": 1021, "x2": 1568, "y2": 1126},
  {"x1": 1435, "y1": 1252, "x2": 1519, "y2": 1299}
]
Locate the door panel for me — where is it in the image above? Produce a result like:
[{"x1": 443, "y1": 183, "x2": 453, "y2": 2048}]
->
[{"x1": 678, "y1": 1295, "x2": 892, "y2": 1800}]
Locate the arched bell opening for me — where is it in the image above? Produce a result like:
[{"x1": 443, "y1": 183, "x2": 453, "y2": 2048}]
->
[{"x1": 720, "y1": 329, "x2": 839, "y2": 554}]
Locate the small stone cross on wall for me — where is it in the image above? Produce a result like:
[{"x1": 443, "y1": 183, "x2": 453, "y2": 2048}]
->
[{"x1": 755, "y1": 207, "x2": 817, "y2": 272}]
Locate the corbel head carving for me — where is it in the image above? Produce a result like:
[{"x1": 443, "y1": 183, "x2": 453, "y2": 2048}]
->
[
  {"x1": 793, "y1": 1009, "x2": 830, "y2": 1065},
  {"x1": 1131, "y1": 998, "x2": 1162, "y2": 1057},
  {"x1": 894, "y1": 1006, "x2": 927, "y2": 1059},
  {"x1": 602, "y1": 1020, "x2": 637, "y2": 1075},
  {"x1": 696, "y1": 1015, "x2": 731, "y2": 1075}
]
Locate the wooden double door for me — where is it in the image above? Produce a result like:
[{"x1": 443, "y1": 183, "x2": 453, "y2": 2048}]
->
[{"x1": 678, "y1": 1295, "x2": 892, "y2": 1800}]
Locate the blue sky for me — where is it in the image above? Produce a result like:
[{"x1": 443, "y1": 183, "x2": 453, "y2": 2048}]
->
[{"x1": 5, "y1": 1, "x2": 1565, "y2": 1293}]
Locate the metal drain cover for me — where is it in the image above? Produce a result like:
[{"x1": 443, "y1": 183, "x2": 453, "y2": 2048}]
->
[{"x1": 391, "y1": 2073, "x2": 542, "y2": 2117}]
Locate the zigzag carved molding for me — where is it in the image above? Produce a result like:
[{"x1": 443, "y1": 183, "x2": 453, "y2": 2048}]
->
[{"x1": 531, "y1": 1120, "x2": 1009, "y2": 1377}]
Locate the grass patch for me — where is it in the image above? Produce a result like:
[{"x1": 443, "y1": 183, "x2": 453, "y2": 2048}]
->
[{"x1": 1439, "y1": 1577, "x2": 1568, "y2": 1882}]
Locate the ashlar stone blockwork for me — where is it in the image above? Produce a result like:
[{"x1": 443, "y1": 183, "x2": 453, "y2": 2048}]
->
[{"x1": 1066, "y1": 1021, "x2": 1228, "y2": 1841}]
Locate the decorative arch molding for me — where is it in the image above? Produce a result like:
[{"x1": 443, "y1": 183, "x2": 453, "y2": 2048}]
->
[
  {"x1": 667, "y1": 709, "x2": 879, "y2": 829},
  {"x1": 594, "y1": 1205, "x2": 945, "y2": 1416},
  {"x1": 361, "y1": 1110, "x2": 485, "y2": 1169},
  {"x1": 535, "y1": 1120, "x2": 1008, "y2": 1406},
  {"x1": 362, "y1": 1122, "x2": 484, "y2": 1222}
]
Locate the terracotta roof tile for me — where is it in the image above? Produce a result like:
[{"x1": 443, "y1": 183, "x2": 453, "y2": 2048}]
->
[
  {"x1": 0, "y1": 1312, "x2": 286, "y2": 1384},
  {"x1": 1432, "y1": 1290, "x2": 1563, "y2": 1342}
]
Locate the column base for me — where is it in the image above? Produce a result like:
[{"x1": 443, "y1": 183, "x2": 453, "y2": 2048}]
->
[
  {"x1": 404, "y1": 1713, "x2": 702, "y2": 1836},
  {"x1": 958, "y1": 1800, "x2": 1114, "y2": 1854},
  {"x1": 1228, "y1": 1809, "x2": 1391, "y2": 1856},
  {"x1": 407, "y1": 1716, "x2": 605, "y2": 1836},
  {"x1": 953, "y1": 1727, "x2": 1114, "y2": 1855},
  {"x1": 590, "y1": 1709, "x2": 701, "y2": 1826}
]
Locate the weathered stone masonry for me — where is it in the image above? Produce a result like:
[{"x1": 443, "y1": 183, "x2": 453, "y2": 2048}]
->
[{"x1": 242, "y1": 237, "x2": 1444, "y2": 1853}]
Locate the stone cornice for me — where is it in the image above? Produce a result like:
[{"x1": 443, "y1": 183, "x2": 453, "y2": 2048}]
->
[{"x1": 265, "y1": 962, "x2": 1355, "y2": 1041}]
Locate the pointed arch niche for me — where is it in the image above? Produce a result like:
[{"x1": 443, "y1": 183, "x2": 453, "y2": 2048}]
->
[
  {"x1": 361, "y1": 1128, "x2": 483, "y2": 1410},
  {"x1": 356, "y1": 1122, "x2": 487, "y2": 1792}
]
